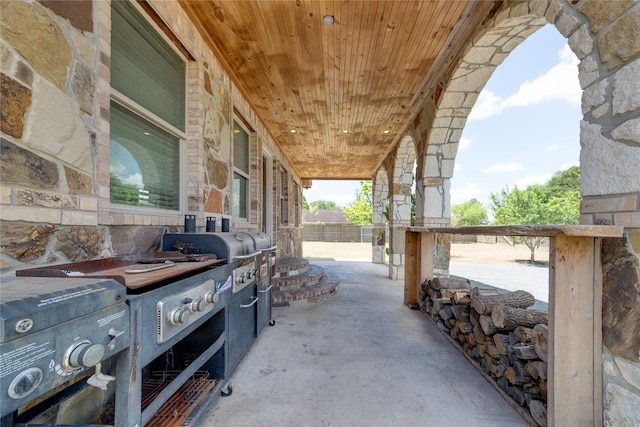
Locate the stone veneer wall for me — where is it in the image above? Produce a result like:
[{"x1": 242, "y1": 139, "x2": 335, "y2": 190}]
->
[
  {"x1": 0, "y1": 0, "x2": 303, "y2": 271},
  {"x1": 381, "y1": 0, "x2": 639, "y2": 424}
]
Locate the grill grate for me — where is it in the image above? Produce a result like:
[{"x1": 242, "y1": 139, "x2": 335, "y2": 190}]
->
[{"x1": 142, "y1": 371, "x2": 217, "y2": 427}]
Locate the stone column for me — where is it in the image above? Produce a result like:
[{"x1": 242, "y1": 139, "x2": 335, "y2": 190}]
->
[
  {"x1": 372, "y1": 170, "x2": 388, "y2": 264},
  {"x1": 389, "y1": 183, "x2": 412, "y2": 280}
]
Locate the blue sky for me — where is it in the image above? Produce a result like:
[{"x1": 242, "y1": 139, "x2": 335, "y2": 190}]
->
[{"x1": 304, "y1": 25, "x2": 581, "y2": 210}]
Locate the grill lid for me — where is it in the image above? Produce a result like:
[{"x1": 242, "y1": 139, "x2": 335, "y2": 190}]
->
[
  {"x1": 0, "y1": 277, "x2": 125, "y2": 343},
  {"x1": 238, "y1": 232, "x2": 274, "y2": 251}
]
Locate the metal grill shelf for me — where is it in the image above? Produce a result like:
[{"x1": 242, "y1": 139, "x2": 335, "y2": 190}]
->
[{"x1": 143, "y1": 371, "x2": 217, "y2": 427}]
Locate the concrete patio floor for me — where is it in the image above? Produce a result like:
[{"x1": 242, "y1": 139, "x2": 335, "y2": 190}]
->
[{"x1": 201, "y1": 258, "x2": 529, "y2": 427}]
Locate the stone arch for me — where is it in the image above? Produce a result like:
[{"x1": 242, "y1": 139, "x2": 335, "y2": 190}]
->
[
  {"x1": 389, "y1": 134, "x2": 416, "y2": 280},
  {"x1": 372, "y1": 167, "x2": 389, "y2": 264},
  {"x1": 414, "y1": 0, "x2": 640, "y2": 423},
  {"x1": 420, "y1": 9, "x2": 549, "y2": 223}
]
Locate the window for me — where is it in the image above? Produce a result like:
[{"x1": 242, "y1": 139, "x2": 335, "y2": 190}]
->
[
  {"x1": 109, "y1": 1, "x2": 185, "y2": 211},
  {"x1": 279, "y1": 169, "x2": 288, "y2": 225},
  {"x1": 294, "y1": 182, "x2": 300, "y2": 226},
  {"x1": 233, "y1": 120, "x2": 250, "y2": 219}
]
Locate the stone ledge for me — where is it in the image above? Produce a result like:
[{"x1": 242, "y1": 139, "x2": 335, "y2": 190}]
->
[
  {"x1": 272, "y1": 272, "x2": 340, "y2": 307},
  {"x1": 272, "y1": 265, "x2": 325, "y2": 291},
  {"x1": 273, "y1": 256, "x2": 310, "y2": 276}
]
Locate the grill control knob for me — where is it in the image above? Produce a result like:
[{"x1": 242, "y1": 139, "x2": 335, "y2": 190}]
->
[
  {"x1": 68, "y1": 342, "x2": 105, "y2": 369},
  {"x1": 189, "y1": 298, "x2": 206, "y2": 312},
  {"x1": 237, "y1": 273, "x2": 246, "y2": 284},
  {"x1": 205, "y1": 291, "x2": 219, "y2": 305},
  {"x1": 169, "y1": 307, "x2": 190, "y2": 325}
]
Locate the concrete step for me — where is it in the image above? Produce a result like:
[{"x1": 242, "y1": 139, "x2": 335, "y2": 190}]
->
[
  {"x1": 272, "y1": 265, "x2": 325, "y2": 291},
  {"x1": 273, "y1": 257, "x2": 309, "y2": 277},
  {"x1": 272, "y1": 271, "x2": 340, "y2": 307}
]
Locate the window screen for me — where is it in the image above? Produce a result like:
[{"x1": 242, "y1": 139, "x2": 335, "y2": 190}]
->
[
  {"x1": 111, "y1": 1, "x2": 185, "y2": 131},
  {"x1": 110, "y1": 1, "x2": 185, "y2": 211}
]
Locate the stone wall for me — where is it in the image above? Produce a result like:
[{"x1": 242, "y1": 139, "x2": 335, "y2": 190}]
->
[{"x1": 0, "y1": 1, "x2": 303, "y2": 272}]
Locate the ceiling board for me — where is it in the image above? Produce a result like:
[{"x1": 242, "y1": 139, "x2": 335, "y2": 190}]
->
[{"x1": 179, "y1": 0, "x2": 493, "y2": 180}]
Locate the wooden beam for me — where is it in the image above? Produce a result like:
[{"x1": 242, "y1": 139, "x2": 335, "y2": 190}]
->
[
  {"x1": 404, "y1": 231, "x2": 434, "y2": 306},
  {"x1": 407, "y1": 225, "x2": 623, "y2": 238},
  {"x1": 404, "y1": 230, "x2": 418, "y2": 305},
  {"x1": 548, "y1": 236, "x2": 603, "y2": 427}
]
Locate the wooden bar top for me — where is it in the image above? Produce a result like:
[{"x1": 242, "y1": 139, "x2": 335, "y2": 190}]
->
[{"x1": 406, "y1": 225, "x2": 624, "y2": 238}]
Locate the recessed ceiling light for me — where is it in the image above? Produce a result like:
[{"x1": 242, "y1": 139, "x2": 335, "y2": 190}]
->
[
  {"x1": 341, "y1": 129, "x2": 349, "y2": 134},
  {"x1": 382, "y1": 130, "x2": 391, "y2": 134},
  {"x1": 289, "y1": 129, "x2": 297, "y2": 133},
  {"x1": 322, "y1": 15, "x2": 334, "y2": 25},
  {"x1": 143, "y1": 132, "x2": 151, "y2": 136}
]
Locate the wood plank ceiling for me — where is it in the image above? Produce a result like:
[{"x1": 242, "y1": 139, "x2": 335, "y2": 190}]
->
[{"x1": 178, "y1": 0, "x2": 495, "y2": 180}]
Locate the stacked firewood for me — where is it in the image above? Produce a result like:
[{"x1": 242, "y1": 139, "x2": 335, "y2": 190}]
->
[{"x1": 419, "y1": 277, "x2": 549, "y2": 427}]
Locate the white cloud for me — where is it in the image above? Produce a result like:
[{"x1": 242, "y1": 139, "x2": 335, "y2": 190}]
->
[
  {"x1": 483, "y1": 162, "x2": 524, "y2": 173},
  {"x1": 454, "y1": 162, "x2": 463, "y2": 173},
  {"x1": 515, "y1": 173, "x2": 552, "y2": 188},
  {"x1": 450, "y1": 182, "x2": 488, "y2": 205},
  {"x1": 468, "y1": 90, "x2": 502, "y2": 121},
  {"x1": 458, "y1": 136, "x2": 472, "y2": 150},
  {"x1": 546, "y1": 144, "x2": 561, "y2": 151},
  {"x1": 469, "y1": 44, "x2": 580, "y2": 121},
  {"x1": 326, "y1": 193, "x2": 356, "y2": 208},
  {"x1": 122, "y1": 173, "x2": 144, "y2": 188}
]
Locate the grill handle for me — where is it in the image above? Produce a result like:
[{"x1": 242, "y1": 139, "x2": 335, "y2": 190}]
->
[
  {"x1": 259, "y1": 284, "x2": 273, "y2": 293},
  {"x1": 240, "y1": 296, "x2": 259, "y2": 308},
  {"x1": 263, "y1": 245, "x2": 278, "y2": 252},
  {"x1": 232, "y1": 251, "x2": 262, "y2": 261}
]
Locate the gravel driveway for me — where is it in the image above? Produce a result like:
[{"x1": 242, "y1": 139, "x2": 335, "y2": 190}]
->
[{"x1": 303, "y1": 241, "x2": 550, "y2": 308}]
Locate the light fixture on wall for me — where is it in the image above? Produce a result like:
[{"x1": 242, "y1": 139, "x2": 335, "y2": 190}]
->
[{"x1": 322, "y1": 15, "x2": 334, "y2": 25}]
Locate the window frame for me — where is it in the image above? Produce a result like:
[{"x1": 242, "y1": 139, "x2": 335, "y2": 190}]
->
[{"x1": 109, "y1": 1, "x2": 188, "y2": 216}]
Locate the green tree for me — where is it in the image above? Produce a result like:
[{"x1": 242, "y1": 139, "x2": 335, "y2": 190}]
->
[
  {"x1": 490, "y1": 167, "x2": 581, "y2": 262},
  {"x1": 303, "y1": 196, "x2": 309, "y2": 210},
  {"x1": 451, "y1": 199, "x2": 488, "y2": 226},
  {"x1": 344, "y1": 181, "x2": 373, "y2": 225},
  {"x1": 110, "y1": 173, "x2": 142, "y2": 206},
  {"x1": 490, "y1": 185, "x2": 549, "y2": 263},
  {"x1": 309, "y1": 200, "x2": 341, "y2": 211},
  {"x1": 546, "y1": 166, "x2": 580, "y2": 198}
]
